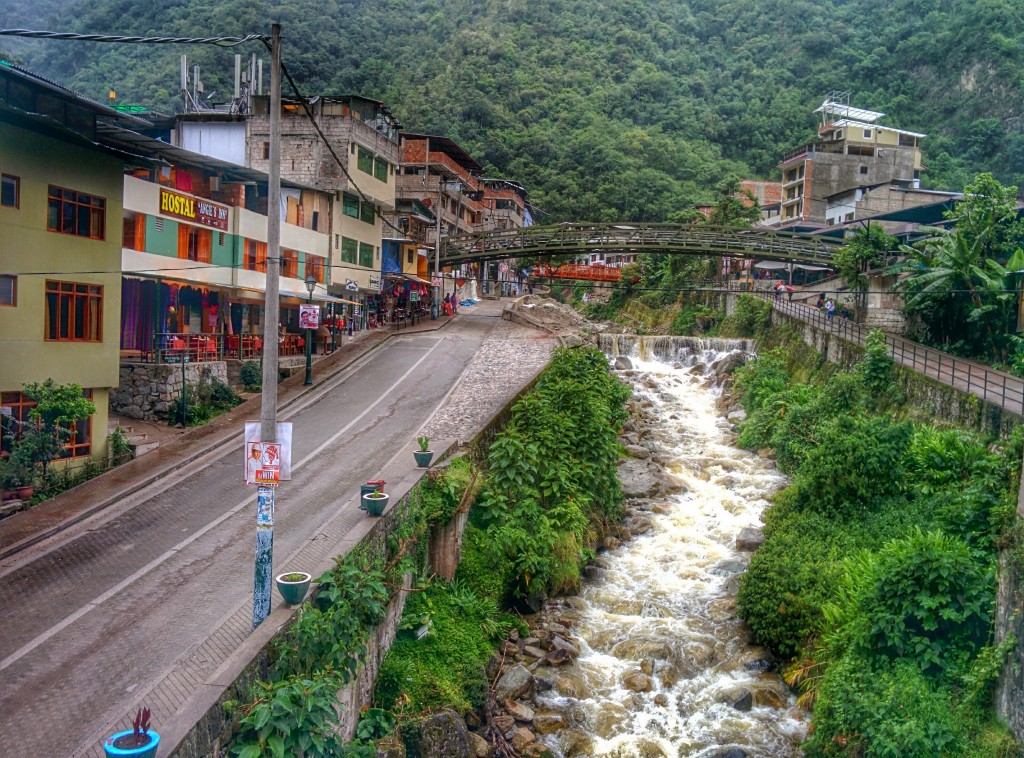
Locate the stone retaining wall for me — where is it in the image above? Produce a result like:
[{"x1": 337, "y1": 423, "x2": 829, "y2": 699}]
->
[{"x1": 112, "y1": 362, "x2": 229, "y2": 421}]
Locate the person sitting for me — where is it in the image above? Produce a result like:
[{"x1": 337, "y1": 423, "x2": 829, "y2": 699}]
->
[{"x1": 816, "y1": 293, "x2": 826, "y2": 310}]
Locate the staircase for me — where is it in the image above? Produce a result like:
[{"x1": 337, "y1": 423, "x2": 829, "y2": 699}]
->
[{"x1": 108, "y1": 419, "x2": 160, "y2": 458}]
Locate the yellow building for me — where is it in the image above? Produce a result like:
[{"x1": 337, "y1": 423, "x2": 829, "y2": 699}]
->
[{"x1": 0, "y1": 63, "x2": 143, "y2": 463}]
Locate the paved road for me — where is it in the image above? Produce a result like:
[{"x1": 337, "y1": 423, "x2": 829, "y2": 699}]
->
[{"x1": 0, "y1": 300, "x2": 556, "y2": 758}]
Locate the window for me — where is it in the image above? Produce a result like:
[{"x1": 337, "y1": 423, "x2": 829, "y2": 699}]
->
[
  {"x1": 373, "y1": 157, "x2": 388, "y2": 182},
  {"x1": 122, "y1": 215, "x2": 146, "y2": 251},
  {"x1": 244, "y1": 239, "x2": 267, "y2": 272},
  {"x1": 1, "y1": 389, "x2": 94, "y2": 459},
  {"x1": 360, "y1": 200, "x2": 376, "y2": 225},
  {"x1": 282, "y1": 249, "x2": 299, "y2": 279},
  {"x1": 407, "y1": 249, "x2": 414, "y2": 265},
  {"x1": 342, "y1": 192, "x2": 360, "y2": 218},
  {"x1": 357, "y1": 147, "x2": 373, "y2": 174},
  {"x1": 859, "y1": 166, "x2": 869, "y2": 175},
  {"x1": 45, "y1": 280, "x2": 103, "y2": 342},
  {"x1": 359, "y1": 242, "x2": 374, "y2": 268},
  {"x1": 63, "y1": 390, "x2": 93, "y2": 459},
  {"x1": 262, "y1": 142, "x2": 270, "y2": 159},
  {"x1": 1, "y1": 174, "x2": 19, "y2": 207},
  {"x1": 48, "y1": 185, "x2": 105, "y2": 239},
  {"x1": 307, "y1": 255, "x2": 325, "y2": 284},
  {"x1": 341, "y1": 237, "x2": 358, "y2": 264},
  {"x1": 863, "y1": 129, "x2": 872, "y2": 139},
  {"x1": 0, "y1": 275, "x2": 15, "y2": 306},
  {"x1": 834, "y1": 130, "x2": 843, "y2": 141},
  {"x1": 177, "y1": 225, "x2": 211, "y2": 263}
]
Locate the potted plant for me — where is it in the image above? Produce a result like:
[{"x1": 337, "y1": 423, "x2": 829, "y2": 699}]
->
[
  {"x1": 362, "y1": 489, "x2": 390, "y2": 516},
  {"x1": 413, "y1": 435, "x2": 434, "y2": 468},
  {"x1": 103, "y1": 706, "x2": 159, "y2": 758},
  {"x1": 275, "y1": 571, "x2": 313, "y2": 605},
  {"x1": 0, "y1": 436, "x2": 36, "y2": 501}
]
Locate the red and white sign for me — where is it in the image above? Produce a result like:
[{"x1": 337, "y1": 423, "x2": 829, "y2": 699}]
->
[
  {"x1": 299, "y1": 304, "x2": 320, "y2": 330},
  {"x1": 243, "y1": 422, "x2": 293, "y2": 483},
  {"x1": 245, "y1": 441, "x2": 281, "y2": 486}
]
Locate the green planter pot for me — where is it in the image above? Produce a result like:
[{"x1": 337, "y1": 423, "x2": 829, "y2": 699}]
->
[
  {"x1": 413, "y1": 450, "x2": 434, "y2": 468},
  {"x1": 275, "y1": 572, "x2": 312, "y2": 605},
  {"x1": 103, "y1": 730, "x2": 160, "y2": 758},
  {"x1": 362, "y1": 492, "x2": 389, "y2": 516}
]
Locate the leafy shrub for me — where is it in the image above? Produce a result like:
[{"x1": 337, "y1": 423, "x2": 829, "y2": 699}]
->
[
  {"x1": 670, "y1": 305, "x2": 722, "y2": 335},
  {"x1": 803, "y1": 655, "x2": 964, "y2": 757},
  {"x1": 858, "y1": 329, "x2": 894, "y2": 399},
  {"x1": 230, "y1": 674, "x2": 345, "y2": 758},
  {"x1": 240, "y1": 360, "x2": 262, "y2": 389},
  {"x1": 419, "y1": 457, "x2": 478, "y2": 525},
  {"x1": 792, "y1": 415, "x2": 912, "y2": 519},
  {"x1": 718, "y1": 293, "x2": 772, "y2": 337},
  {"x1": 853, "y1": 530, "x2": 993, "y2": 676},
  {"x1": 734, "y1": 348, "x2": 790, "y2": 414}
]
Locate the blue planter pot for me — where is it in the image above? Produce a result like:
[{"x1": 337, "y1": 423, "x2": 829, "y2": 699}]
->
[
  {"x1": 275, "y1": 572, "x2": 312, "y2": 605},
  {"x1": 362, "y1": 492, "x2": 389, "y2": 516},
  {"x1": 103, "y1": 730, "x2": 160, "y2": 758},
  {"x1": 413, "y1": 450, "x2": 434, "y2": 468}
]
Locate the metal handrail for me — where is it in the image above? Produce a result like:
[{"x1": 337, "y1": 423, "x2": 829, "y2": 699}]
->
[
  {"x1": 153, "y1": 332, "x2": 224, "y2": 364},
  {"x1": 749, "y1": 292, "x2": 1024, "y2": 417}
]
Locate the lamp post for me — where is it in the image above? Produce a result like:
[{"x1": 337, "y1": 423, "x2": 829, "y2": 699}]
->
[{"x1": 304, "y1": 273, "x2": 316, "y2": 386}]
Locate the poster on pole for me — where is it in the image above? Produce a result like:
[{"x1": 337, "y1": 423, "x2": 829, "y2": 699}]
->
[
  {"x1": 246, "y1": 441, "x2": 281, "y2": 486},
  {"x1": 243, "y1": 422, "x2": 293, "y2": 483},
  {"x1": 299, "y1": 304, "x2": 320, "y2": 330}
]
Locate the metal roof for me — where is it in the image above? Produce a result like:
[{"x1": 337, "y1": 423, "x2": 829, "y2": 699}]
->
[
  {"x1": 0, "y1": 59, "x2": 150, "y2": 126},
  {"x1": 830, "y1": 119, "x2": 927, "y2": 139},
  {"x1": 815, "y1": 99, "x2": 885, "y2": 124}
]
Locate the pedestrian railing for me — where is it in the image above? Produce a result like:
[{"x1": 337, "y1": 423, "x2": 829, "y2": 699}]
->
[{"x1": 749, "y1": 291, "x2": 1024, "y2": 417}]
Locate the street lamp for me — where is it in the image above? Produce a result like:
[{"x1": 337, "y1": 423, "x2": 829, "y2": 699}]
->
[{"x1": 304, "y1": 273, "x2": 316, "y2": 386}]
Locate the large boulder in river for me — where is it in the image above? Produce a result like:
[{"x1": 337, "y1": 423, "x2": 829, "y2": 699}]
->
[
  {"x1": 712, "y1": 352, "x2": 747, "y2": 380},
  {"x1": 613, "y1": 356, "x2": 633, "y2": 370},
  {"x1": 618, "y1": 459, "x2": 662, "y2": 498},
  {"x1": 407, "y1": 710, "x2": 472, "y2": 758},
  {"x1": 736, "y1": 527, "x2": 765, "y2": 552},
  {"x1": 495, "y1": 664, "x2": 535, "y2": 702}
]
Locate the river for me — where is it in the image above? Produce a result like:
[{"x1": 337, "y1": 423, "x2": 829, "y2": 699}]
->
[{"x1": 535, "y1": 335, "x2": 807, "y2": 757}]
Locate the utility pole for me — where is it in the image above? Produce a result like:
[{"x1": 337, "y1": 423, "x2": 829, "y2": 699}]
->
[{"x1": 254, "y1": 22, "x2": 282, "y2": 629}]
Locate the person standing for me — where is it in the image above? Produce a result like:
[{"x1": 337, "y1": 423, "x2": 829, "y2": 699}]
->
[{"x1": 825, "y1": 298, "x2": 835, "y2": 321}]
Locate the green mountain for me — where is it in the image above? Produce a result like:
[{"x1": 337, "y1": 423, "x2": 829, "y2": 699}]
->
[{"x1": 2, "y1": 0, "x2": 1022, "y2": 221}]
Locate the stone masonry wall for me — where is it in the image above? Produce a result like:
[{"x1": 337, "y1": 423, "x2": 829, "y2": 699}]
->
[{"x1": 111, "y1": 362, "x2": 229, "y2": 421}]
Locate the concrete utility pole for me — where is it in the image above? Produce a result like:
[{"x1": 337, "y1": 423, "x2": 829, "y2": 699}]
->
[{"x1": 253, "y1": 22, "x2": 282, "y2": 629}]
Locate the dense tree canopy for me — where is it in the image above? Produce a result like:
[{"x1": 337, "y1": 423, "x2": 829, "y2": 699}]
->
[{"x1": 1, "y1": 0, "x2": 1022, "y2": 220}]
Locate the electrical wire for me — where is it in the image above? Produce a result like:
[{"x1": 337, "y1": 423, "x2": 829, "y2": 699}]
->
[{"x1": 0, "y1": 29, "x2": 266, "y2": 46}]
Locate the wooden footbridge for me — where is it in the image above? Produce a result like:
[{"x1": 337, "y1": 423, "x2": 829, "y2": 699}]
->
[{"x1": 439, "y1": 223, "x2": 841, "y2": 268}]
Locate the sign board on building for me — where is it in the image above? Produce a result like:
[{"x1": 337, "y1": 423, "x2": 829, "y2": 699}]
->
[
  {"x1": 346, "y1": 279, "x2": 359, "y2": 292},
  {"x1": 299, "y1": 304, "x2": 320, "y2": 330},
  {"x1": 160, "y1": 189, "x2": 229, "y2": 231},
  {"x1": 368, "y1": 275, "x2": 382, "y2": 291},
  {"x1": 409, "y1": 290, "x2": 420, "y2": 302},
  {"x1": 243, "y1": 422, "x2": 293, "y2": 483}
]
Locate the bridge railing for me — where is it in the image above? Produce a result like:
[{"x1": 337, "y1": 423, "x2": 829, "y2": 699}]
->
[
  {"x1": 752, "y1": 291, "x2": 1024, "y2": 417},
  {"x1": 440, "y1": 223, "x2": 841, "y2": 266}
]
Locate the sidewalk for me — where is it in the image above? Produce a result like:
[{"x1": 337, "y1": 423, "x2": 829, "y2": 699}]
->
[{"x1": 0, "y1": 311, "x2": 456, "y2": 561}]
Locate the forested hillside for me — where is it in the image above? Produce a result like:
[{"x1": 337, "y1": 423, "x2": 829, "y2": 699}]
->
[{"x1": 2, "y1": 0, "x2": 1022, "y2": 221}]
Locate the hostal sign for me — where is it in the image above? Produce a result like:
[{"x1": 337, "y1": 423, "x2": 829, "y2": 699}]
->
[{"x1": 160, "y1": 189, "x2": 229, "y2": 231}]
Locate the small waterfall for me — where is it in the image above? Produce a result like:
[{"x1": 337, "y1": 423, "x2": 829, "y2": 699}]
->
[{"x1": 597, "y1": 334, "x2": 754, "y2": 369}]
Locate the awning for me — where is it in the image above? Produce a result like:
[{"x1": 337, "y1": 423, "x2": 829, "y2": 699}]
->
[
  {"x1": 384, "y1": 272, "x2": 431, "y2": 285},
  {"x1": 235, "y1": 285, "x2": 359, "y2": 307},
  {"x1": 754, "y1": 261, "x2": 832, "y2": 272}
]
